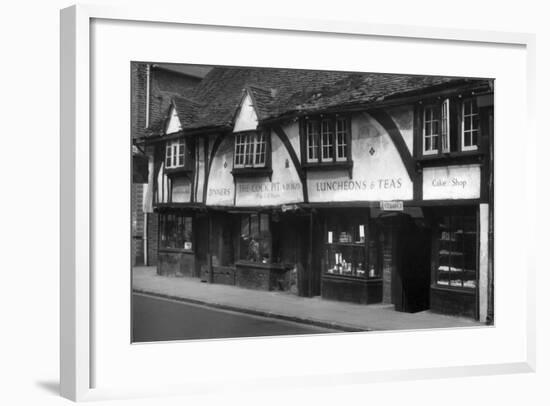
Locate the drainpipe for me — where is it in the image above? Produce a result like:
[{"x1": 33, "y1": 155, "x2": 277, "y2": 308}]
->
[{"x1": 143, "y1": 212, "x2": 148, "y2": 266}]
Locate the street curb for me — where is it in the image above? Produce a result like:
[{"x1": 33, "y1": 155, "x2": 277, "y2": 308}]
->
[{"x1": 133, "y1": 289, "x2": 369, "y2": 333}]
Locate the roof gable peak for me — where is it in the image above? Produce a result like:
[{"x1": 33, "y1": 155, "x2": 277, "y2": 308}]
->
[
  {"x1": 233, "y1": 89, "x2": 259, "y2": 132},
  {"x1": 165, "y1": 103, "x2": 182, "y2": 135}
]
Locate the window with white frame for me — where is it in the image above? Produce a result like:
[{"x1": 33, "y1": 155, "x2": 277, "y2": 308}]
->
[
  {"x1": 321, "y1": 119, "x2": 334, "y2": 162},
  {"x1": 423, "y1": 106, "x2": 439, "y2": 155},
  {"x1": 306, "y1": 120, "x2": 319, "y2": 162},
  {"x1": 304, "y1": 116, "x2": 350, "y2": 163},
  {"x1": 234, "y1": 132, "x2": 267, "y2": 168},
  {"x1": 335, "y1": 118, "x2": 348, "y2": 161},
  {"x1": 462, "y1": 99, "x2": 479, "y2": 151},
  {"x1": 440, "y1": 99, "x2": 450, "y2": 153},
  {"x1": 165, "y1": 138, "x2": 185, "y2": 169}
]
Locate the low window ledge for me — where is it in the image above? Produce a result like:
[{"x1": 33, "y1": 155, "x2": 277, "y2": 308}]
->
[
  {"x1": 302, "y1": 160, "x2": 353, "y2": 170},
  {"x1": 302, "y1": 160, "x2": 353, "y2": 178},
  {"x1": 231, "y1": 167, "x2": 273, "y2": 179},
  {"x1": 164, "y1": 166, "x2": 194, "y2": 177},
  {"x1": 235, "y1": 260, "x2": 290, "y2": 271}
]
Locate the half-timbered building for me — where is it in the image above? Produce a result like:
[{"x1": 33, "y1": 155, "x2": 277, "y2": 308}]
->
[{"x1": 135, "y1": 66, "x2": 494, "y2": 322}]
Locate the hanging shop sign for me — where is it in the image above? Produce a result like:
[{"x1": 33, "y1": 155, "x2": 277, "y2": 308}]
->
[{"x1": 423, "y1": 164, "x2": 481, "y2": 200}]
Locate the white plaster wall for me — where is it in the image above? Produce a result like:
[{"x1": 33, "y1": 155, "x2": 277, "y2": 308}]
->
[
  {"x1": 171, "y1": 177, "x2": 192, "y2": 202},
  {"x1": 165, "y1": 106, "x2": 182, "y2": 134},
  {"x1": 195, "y1": 137, "x2": 205, "y2": 202},
  {"x1": 307, "y1": 112, "x2": 413, "y2": 202},
  {"x1": 233, "y1": 93, "x2": 258, "y2": 132},
  {"x1": 205, "y1": 136, "x2": 235, "y2": 206},
  {"x1": 283, "y1": 121, "x2": 301, "y2": 163},
  {"x1": 387, "y1": 105, "x2": 414, "y2": 155},
  {"x1": 156, "y1": 162, "x2": 170, "y2": 203},
  {"x1": 235, "y1": 131, "x2": 303, "y2": 206}
]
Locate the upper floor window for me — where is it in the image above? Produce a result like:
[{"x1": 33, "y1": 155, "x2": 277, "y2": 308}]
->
[
  {"x1": 304, "y1": 116, "x2": 351, "y2": 164},
  {"x1": 423, "y1": 105, "x2": 440, "y2": 155},
  {"x1": 461, "y1": 99, "x2": 479, "y2": 151},
  {"x1": 165, "y1": 138, "x2": 185, "y2": 169},
  {"x1": 420, "y1": 97, "x2": 482, "y2": 156},
  {"x1": 234, "y1": 131, "x2": 267, "y2": 168}
]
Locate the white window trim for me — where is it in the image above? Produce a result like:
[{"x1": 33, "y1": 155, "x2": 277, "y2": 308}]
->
[
  {"x1": 306, "y1": 121, "x2": 319, "y2": 163},
  {"x1": 422, "y1": 105, "x2": 440, "y2": 156},
  {"x1": 335, "y1": 118, "x2": 348, "y2": 162},
  {"x1": 320, "y1": 119, "x2": 334, "y2": 162},
  {"x1": 440, "y1": 99, "x2": 450, "y2": 153},
  {"x1": 233, "y1": 132, "x2": 267, "y2": 169},
  {"x1": 461, "y1": 99, "x2": 479, "y2": 152},
  {"x1": 165, "y1": 138, "x2": 185, "y2": 169}
]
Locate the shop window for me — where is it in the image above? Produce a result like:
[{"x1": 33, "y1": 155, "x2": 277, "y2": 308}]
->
[
  {"x1": 436, "y1": 211, "x2": 477, "y2": 289},
  {"x1": 234, "y1": 131, "x2": 267, "y2": 168},
  {"x1": 324, "y1": 213, "x2": 376, "y2": 278},
  {"x1": 461, "y1": 98, "x2": 479, "y2": 151},
  {"x1": 239, "y1": 213, "x2": 272, "y2": 263},
  {"x1": 303, "y1": 116, "x2": 351, "y2": 164},
  {"x1": 165, "y1": 138, "x2": 185, "y2": 169},
  {"x1": 159, "y1": 212, "x2": 193, "y2": 250}
]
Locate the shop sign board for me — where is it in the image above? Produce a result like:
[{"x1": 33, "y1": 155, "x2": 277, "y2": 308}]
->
[
  {"x1": 235, "y1": 180, "x2": 303, "y2": 206},
  {"x1": 423, "y1": 164, "x2": 481, "y2": 200},
  {"x1": 171, "y1": 178, "x2": 192, "y2": 202},
  {"x1": 380, "y1": 200, "x2": 404, "y2": 211}
]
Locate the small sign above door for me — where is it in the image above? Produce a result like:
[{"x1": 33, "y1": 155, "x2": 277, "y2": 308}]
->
[{"x1": 380, "y1": 200, "x2": 404, "y2": 211}]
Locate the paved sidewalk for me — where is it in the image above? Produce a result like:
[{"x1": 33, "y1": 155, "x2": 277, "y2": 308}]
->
[{"x1": 132, "y1": 266, "x2": 483, "y2": 332}]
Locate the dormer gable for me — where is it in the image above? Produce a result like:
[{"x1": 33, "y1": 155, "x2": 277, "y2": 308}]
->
[
  {"x1": 165, "y1": 104, "x2": 182, "y2": 135},
  {"x1": 233, "y1": 90, "x2": 258, "y2": 133}
]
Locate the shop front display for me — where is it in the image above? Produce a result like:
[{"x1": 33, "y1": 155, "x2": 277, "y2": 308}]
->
[
  {"x1": 430, "y1": 206, "x2": 478, "y2": 318},
  {"x1": 157, "y1": 211, "x2": 195, "y2": 277},
  {"x1": 321, "y1": 210, "x2": 383, "y2": 304}
]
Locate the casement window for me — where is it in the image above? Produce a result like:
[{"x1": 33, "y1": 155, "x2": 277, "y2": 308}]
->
[
  {"x1": 159, "y1": 212, "x2": 193, "y2": 250},
  {"x1": 420, "y1": 97, "x2": 482, "y2": 156},
  {"x1": 306, "y1": 120, "x2": 320, "y2": 162},
  {"x1": 234, "y1": 131, "x2": 267, "y2": 168},
  {"x1": 461, "y1": 99, "x2": 480, "y2": 151},
  {"x1": 321, "y1": 119, "x2": 334, "y2": 162},
  {"x1": 335, "y1": 118, "x2": 348, "y2": 161},
  {"x1": 239, "y1": 213, "x2": 272, "y2": 263},
  {"x1": 165, "y1": 138, "x2": 185, "y2": 169},
  {"x1": 304, "y1": 116, "x2": 351, "y2": 164},
  {"x1": 422, "y1": 105, "x2": 441, "y2": 155}
]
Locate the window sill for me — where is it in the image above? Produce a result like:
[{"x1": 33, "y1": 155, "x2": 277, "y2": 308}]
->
[
  {"x1": 231, "y1": 167, "x2": 273, "y2": 178},
  {"x1": 416, "y1": 150, "x2": 485, "y2": 166},
  {"x1": 302, "y1": 160, "x2": 353, "y2": 171},
  {"x1": 431, "y1": 284, "x2": 476, "y2": 294},
  {"x1": 164, "y1": 166, "x2": 194, "y2": 177},
  {"x1": 159, "y1": 247, "x2": 194, "y2": 254},
  {"x1": 235, "y1": 260, "x2": 289, "y2": 271}
]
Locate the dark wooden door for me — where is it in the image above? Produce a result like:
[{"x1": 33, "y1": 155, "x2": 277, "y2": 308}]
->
[
  {"x1": 396, "y1": 217, "x2": 431, "y2": 313},
  {"x1": 194, "y1": 213, "x2": 209, "y2": 278}
]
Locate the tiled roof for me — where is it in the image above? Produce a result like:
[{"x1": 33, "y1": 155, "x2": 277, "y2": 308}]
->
[{"x1": 167, "y1": 66, "x2": 491, "y2": 132}]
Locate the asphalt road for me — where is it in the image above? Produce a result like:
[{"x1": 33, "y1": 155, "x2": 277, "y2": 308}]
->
[{"x1": 132, "y1": 293, "x2": 336, "y2": 342}]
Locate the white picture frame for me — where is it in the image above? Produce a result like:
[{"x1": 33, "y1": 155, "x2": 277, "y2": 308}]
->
[{"x1": 60, "y1": 4, "x2": 536, "y2": 402}]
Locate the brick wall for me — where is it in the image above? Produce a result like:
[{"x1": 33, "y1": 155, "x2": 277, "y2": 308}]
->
[
  {"x1": 147, "y1": 212, "x2": 159, "y2": 266},
  {"x1": 131, "y1": 62, "x2": 203, "y2": 267},
  {"x1": 131, "y1": 183, "x2": 145, "y2": 266}
]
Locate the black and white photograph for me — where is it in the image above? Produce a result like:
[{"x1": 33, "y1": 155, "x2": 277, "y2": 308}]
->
[{"x1": 131, "y1": 62, "x2": 494, "y2": 342}]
